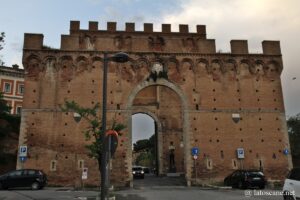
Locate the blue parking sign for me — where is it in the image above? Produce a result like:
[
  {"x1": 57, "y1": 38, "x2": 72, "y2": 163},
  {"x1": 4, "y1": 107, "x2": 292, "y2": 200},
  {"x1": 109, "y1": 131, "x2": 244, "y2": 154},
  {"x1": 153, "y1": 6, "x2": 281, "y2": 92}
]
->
[
  {"x1": 192, "y1": 147, "x2": 199, "y2": 156},
  {"x1": 19, "y1": 146, "x2": 28, "y2": 157},
  {"x1": 237, "y1": 148, "x2": 245, "y2": 159},
  {"x1": 20, "y1": 156, "x2": 27, "y2": 162}
]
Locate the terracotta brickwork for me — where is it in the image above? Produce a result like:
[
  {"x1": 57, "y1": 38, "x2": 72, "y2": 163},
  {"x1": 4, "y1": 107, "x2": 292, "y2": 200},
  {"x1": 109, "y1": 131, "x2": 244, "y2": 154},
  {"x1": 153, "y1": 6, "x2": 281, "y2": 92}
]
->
[{"x1": 18, "y1": 21, "x2": 292, "y2": 187}]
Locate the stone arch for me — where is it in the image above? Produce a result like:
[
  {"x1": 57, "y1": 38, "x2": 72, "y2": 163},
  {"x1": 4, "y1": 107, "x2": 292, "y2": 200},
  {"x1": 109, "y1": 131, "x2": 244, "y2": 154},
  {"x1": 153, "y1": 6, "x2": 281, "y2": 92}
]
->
[
  {"x1": 239, "y1": 59, "x2": 252, "y2": 76},
  {"x1": 24, "y1": 54, "x2": 43, "y2": 78},
  {"x1": 194, "y1": 58, "x2": 209, "y2": 75},
  {"x1": 43, "y1": 56, "x2": 58, "y2": 76},
  {"x1": 251, "y1": 60, "x2": 265, "y2": 75},
  {"x1": 265, "y1": 60, "x2": 281, "y2": 78},
  {"x1": 166, "y1": 57, "x2": 180, "y2": 82},
  {"x1": 91, "y1": 56, "x2": 103, "y2": 72},
  {"x1": 211, "y1": 59, "x2": 223, "y2": 81},
  {"x1": 181, "y1": 58, "x2": 194, "y2": 71},
  {"x1": 59, "y1": 55, "x2": 74, "y2": 81},
  {"x1": 131, "y1": 109, "x2": 163, "y2": 174},
  {"x1": 126, "y1": 79, "x2": 191, "y2": 186},
  {"x1": 76, "y1": 55, "x2": 89, "y2": 74},
  {"x1": 196, "y1": 58, "x2": 211, "y2": 75},
  {"x1": 224, "y1": 59, "x2": 237, "y2": 78}
]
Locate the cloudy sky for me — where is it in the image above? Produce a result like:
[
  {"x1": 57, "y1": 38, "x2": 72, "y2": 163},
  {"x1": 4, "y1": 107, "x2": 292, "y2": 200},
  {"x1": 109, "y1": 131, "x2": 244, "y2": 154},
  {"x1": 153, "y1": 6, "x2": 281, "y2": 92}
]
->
[{"x1": 1, "y1": 0, "x2": 300, "y2": 140}]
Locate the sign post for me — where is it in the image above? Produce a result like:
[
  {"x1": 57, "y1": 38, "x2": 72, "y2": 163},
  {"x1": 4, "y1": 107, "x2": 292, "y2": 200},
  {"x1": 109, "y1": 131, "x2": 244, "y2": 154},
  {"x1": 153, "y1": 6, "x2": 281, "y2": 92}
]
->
[
  {"x1": 236, "y1": 148, "x2": 244, "y2": 169},
  {"x1": 19, "y1": 146, "x2": 28, "y2": 168},
  {"x1": 191, "y1": 147, "x2": 199, "y2": 184}
]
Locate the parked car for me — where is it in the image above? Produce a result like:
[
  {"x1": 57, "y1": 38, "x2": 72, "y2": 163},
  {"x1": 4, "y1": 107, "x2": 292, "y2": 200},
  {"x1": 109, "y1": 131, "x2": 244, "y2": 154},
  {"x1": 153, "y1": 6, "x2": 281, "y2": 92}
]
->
[
  {"x1": 0, "y1": 169, "x2": 47, "y2": 190},
  {"x1": 283, "y1": 168, "x2": 300, "y2": 200},
  {"x1": 132, "y1": 166, "x2": 144, "y2": 179},
  {"x1": 224, "y1": 169, "x2": 266, "y2": 189}
]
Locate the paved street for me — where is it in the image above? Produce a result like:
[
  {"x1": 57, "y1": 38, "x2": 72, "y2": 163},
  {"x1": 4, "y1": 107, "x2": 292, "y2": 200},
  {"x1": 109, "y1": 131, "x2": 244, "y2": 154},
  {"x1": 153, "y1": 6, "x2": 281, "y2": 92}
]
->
[
  {"x1": 0, "y1": 175, "x2": 284, "y2": 200},
  {"x1": 0, "y1": 187, "x2": 284, "y2": 200}
]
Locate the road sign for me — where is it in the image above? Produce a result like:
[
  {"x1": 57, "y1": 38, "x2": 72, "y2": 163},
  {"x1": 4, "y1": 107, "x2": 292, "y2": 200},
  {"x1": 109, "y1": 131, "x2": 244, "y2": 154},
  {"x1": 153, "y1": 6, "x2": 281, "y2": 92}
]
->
[
  {"x1": 192, "y1": 147, "x2": 199, "y2": 156},
  {"x1": 283, "y1": 148, "x2": 289, "y2": 155},
  {"x1": 19, "y1": 156, "x2": 27, "y2": 162},
  {"x1": 82, "y1": 168, "x2": 88, "y2": 180},
  {"x1": 237, "y1": 148, "x2": 245, "y2": 159},
  {"x1": 193, "y1": 155, "x2": 198, "y2": 160},
  {"x1": 19, "y1": 146, "x2": 28, "y2": 157},
  {"x1": 106, "y1": 130, "x2": 119, "y2": 157}
]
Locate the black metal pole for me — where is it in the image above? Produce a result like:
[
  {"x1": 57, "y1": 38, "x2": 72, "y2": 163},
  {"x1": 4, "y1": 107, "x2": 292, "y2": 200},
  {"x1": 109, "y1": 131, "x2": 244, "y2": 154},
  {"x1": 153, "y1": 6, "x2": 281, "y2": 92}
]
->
[{"x1": 100, "y1": 52, "x2": 108, "y2": 200}]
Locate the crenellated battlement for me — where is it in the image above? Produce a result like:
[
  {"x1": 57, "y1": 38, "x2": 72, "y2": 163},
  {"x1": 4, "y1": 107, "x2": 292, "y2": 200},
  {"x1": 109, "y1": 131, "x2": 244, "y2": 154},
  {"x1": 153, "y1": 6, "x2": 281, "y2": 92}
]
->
[
  {"x1": 23, "y1": 21, "x2": 282, "y2": 56},
  {"x1": 69, "y1": 21, "x2": 207, "y2": 35}
]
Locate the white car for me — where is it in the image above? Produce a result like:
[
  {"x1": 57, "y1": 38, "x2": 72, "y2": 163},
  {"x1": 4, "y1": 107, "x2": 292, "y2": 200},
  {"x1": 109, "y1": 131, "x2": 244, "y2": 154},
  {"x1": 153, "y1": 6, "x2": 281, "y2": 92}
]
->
[{"x1": 283, "y1": 168, "x2": 300, "y2": 200}]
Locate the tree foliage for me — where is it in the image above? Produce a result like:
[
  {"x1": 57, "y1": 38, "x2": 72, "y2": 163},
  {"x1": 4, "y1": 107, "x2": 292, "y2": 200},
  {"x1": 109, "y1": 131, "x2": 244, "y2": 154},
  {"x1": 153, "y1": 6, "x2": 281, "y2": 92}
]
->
[
  {"x1": 133, "y1": 134, "x2": 156, "y2": 167},
  {"x1": 0, "y1": 92, "x2": 20, "y2": 164},
  {"x1": 0, "y1": 32, "x2": 5, "y2": 65},
  {"x1": 287, "y1": 113, "x2": 300, "y2": 158},
  {"x1": 61, "y1": 100, "x2": 126, "y2": 167},
  {"x1": 0, "y1": 92, "x2": 20, "y2": 139},
  {"x1": 133, "y1": 134, "x2": 155, "y2": 152}
]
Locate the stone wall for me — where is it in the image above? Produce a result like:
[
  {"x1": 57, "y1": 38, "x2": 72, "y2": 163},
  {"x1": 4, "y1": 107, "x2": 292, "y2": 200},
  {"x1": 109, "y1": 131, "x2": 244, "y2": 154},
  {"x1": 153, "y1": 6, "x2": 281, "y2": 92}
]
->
[{"x1": 18, "y1": 21, "x2": 292, "y2": 187}]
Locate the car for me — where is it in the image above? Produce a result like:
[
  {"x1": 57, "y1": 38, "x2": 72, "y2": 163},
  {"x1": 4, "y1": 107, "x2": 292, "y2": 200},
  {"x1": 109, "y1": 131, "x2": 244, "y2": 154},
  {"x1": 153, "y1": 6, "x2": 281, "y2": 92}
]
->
[
  {"x1": 132, "y1": 166, "x2": 144, "y2": 179},
  {"x1": 0, "y1": 169, "x2": 47, "y2": 190},
  {"x1": 142, "y1": 167, "x2": 150, "y2": 174},
  {"x1": 283, "y1": 168, "x2": 300, "y2": 200},
  {"x1": 224, "y1": 169, "x2": 266, "y2": 189}
]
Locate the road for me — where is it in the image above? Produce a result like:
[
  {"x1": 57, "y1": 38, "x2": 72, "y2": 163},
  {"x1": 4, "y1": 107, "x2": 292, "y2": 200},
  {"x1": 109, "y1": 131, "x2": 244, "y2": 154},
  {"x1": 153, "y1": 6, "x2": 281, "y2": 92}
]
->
[
  {"x1": 0, "y1": 187, "x2": 284, "y2": 200},
  {"x1": 0, "y1": 176, "x2": 284, "y2": 200}
]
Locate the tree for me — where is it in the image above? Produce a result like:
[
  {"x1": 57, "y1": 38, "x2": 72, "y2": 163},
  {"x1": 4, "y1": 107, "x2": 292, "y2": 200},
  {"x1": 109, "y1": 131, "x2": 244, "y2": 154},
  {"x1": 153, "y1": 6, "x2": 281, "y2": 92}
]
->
[
  {"x1": 0, "y1": 32, "x2": 5, "y2": 65},
  {"x1": 0, "y1": 92, "x2": 21, "y2": 165},
  {"x1": 287, "y1": 113, "x2": 300, "y2": 166},
  {"x1": 133, "y1": 134, "x2": 156, "y2": 167},
  {"x1": 61, "y1": 101, "x2": 126, "y2": 171}
]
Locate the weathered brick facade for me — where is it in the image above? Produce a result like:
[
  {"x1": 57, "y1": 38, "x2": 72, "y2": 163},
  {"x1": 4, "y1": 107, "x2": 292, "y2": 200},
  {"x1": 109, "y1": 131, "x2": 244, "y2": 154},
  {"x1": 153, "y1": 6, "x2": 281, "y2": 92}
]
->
[{"x1": 17, "y1": 21, "x2": 292, "y2": 187}]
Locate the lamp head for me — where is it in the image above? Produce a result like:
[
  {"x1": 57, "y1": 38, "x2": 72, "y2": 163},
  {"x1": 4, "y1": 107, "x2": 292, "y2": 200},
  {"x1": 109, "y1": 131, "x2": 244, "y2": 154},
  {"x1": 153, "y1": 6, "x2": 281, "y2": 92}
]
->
[{"x1": 110, "y1": 52, "x2": 130, "y2": 63}]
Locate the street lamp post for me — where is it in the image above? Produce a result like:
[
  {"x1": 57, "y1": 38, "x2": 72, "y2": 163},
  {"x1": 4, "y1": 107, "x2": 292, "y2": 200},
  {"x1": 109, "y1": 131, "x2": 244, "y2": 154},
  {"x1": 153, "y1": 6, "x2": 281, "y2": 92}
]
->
[{"x1": 100, "y1": 52, "x2": 130, "y2": 200}]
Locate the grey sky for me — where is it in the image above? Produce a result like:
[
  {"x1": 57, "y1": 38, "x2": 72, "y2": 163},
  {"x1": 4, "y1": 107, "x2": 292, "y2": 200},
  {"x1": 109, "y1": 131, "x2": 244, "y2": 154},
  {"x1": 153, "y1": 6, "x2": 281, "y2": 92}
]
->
[{"x1": 132, "y1": 114, "x2": 154, "y2": 144}]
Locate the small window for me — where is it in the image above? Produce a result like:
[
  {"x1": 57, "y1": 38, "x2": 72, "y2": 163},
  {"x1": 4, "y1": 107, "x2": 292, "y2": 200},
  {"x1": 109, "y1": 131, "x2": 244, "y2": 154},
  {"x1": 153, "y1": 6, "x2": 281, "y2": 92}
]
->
[
  {"x1": 232, "y1": 159, "x2": 238, "y2": 169},
  {"x1": 78, "y1": 160, "x2": 84, "y2": 170},
  {"x1": 220, "y1": 150, "x2": 224, "y2": 159},
  {"x1": 259, "y1": 159, "x2": 264, "y2": 171},
  {"x1": 18, "y1": 84, "x2": 24, "y2": 95},
  {"x1": 50, "y1": 160, "x2": 57, "y2": 171},
  {"x1": 4, "y1": 82, "x2": 11, "y2": 93},
  {"x1": 206, "y1": 158, "x2": 213, "y2": 170}
]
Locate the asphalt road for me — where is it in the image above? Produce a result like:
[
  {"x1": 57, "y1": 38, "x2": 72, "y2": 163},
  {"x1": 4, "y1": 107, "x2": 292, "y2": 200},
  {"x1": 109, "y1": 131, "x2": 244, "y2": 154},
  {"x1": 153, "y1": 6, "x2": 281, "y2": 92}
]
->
[
  {"x1": 0, "y1": 176, "x2": 284, "y2": 200},
  {"x1": 0, "y1": 187, "x2": 284, "y2": 200}
]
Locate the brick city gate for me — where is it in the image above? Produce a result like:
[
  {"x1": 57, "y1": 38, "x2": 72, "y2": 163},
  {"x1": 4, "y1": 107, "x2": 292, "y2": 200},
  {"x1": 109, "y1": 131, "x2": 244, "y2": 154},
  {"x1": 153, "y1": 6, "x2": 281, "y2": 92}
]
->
[
  {"x1": 18, "y1": 21, "x2": 292, "y2": 187},
  {"x1": 128, "y1": 80, "x2": 190, "y2": 178}
]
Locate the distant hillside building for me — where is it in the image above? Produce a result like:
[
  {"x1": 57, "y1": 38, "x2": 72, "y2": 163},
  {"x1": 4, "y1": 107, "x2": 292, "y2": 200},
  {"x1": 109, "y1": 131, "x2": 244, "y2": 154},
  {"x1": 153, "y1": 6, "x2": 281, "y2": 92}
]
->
[
  {"x1": 0, "y1": 65, "x2": 24, "y2": 115},
  {"x1": 18, "y1": 21, "x2": 292, "y2": 187}
]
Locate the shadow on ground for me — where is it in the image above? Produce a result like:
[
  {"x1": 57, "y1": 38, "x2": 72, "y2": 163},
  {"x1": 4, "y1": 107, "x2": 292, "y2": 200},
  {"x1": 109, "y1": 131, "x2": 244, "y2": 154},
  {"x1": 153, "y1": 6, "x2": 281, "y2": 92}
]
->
[
  {"x1": 114, "y1": 194, "x2": 146, "y2": 200},
  {"x1": 133, "y1": 174, "x2": 186, "y2": 188}
]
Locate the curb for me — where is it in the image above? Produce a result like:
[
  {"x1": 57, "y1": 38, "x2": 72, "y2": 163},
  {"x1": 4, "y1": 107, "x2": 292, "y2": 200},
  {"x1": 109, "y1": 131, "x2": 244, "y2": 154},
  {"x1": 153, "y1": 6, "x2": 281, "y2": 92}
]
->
[{"x1": 203, "y1": 185, "x2": 232, "y2": 190}]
